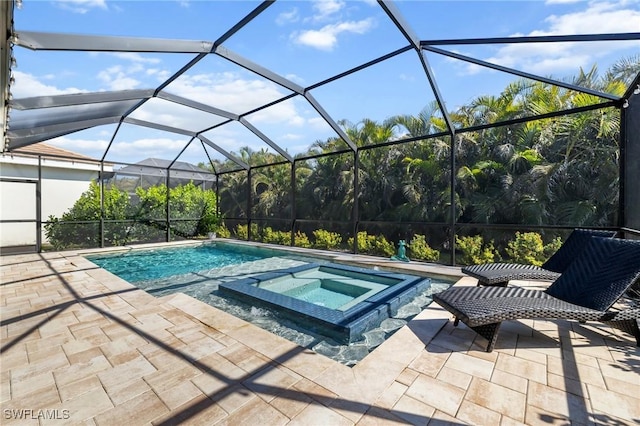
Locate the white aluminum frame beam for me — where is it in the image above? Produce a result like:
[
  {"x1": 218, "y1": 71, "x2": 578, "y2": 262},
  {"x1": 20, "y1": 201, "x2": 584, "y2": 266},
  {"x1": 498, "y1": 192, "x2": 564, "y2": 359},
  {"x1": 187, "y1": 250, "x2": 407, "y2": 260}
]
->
[
  {"x1": 13, "y1": 31, "x2": 214, "y2": 53},
  {"x1": 11, "y1": 89, "x2": 155, "y2": 110}
]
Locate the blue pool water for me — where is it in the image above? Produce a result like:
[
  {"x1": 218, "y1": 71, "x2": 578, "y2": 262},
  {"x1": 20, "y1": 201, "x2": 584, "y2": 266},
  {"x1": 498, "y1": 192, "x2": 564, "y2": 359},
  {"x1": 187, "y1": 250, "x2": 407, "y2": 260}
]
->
[
  {"x1": 293, "y1": 286, "x2": 354, "y2": 309},
  {"x1": 88, "y1": 244, "x2": 264, "y2": 282}
]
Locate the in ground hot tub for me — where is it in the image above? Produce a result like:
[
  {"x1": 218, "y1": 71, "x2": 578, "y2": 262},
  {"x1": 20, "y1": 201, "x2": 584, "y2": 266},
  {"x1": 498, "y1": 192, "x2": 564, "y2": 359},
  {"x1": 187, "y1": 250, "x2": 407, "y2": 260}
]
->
[{"x1": 218, "y1": 263, "x2": 430, "y2": 344}]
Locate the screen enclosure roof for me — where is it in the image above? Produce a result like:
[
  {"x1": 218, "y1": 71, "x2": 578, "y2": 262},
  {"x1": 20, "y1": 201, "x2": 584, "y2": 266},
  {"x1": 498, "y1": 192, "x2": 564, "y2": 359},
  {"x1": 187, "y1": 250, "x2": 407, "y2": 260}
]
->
[{"x1": 2, "y1": 0, "x2": 639, "y2": 170}]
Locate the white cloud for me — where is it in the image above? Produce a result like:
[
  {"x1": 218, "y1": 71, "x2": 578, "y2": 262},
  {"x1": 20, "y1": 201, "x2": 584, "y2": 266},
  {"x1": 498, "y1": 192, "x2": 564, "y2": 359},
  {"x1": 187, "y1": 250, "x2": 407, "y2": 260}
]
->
[
  {"x1": 97, "y1": 65, "x2": 141, "y2": 91},
  {"x1": 293, "y1": 18, "x2": 375, "y2": 51},
  {"x1": 281, "y1": 133, "x2": 303, "y2": 140},
  {"x1": 47, "y1": 136, "x2": 109, "y2": 160},
  {"x1": 9, "y1": 52, "x2": 333, "y2": 160},
  {"x1": 246, "y1": 105, "x2": 306, "y2": 127},
  {"x1": 167, "y1": 72, "x2": 293, "y2": 115},
  {"x1": 276, "y1": 8, "x2": 300, "y2": 25},
  {"x1": 201, "y1": 126, "x2": 275, "y2": 154},
  {"x1": 107, "y1": 137, "x2": 189, "y2": 160},
  {"x1": 53, "y1": 0, "x2": 107, "y2": 14},
  {"x1": 312, "y1": 0, "x2": 345, "y2": 21},
  {"x1": 285, "y1": 73, "x2": 306, "y2": 85},
  {"x1": 542, "y1": 1, "x2": 640, "y2": 35},
  {"x1": 463, "y1": 1, "x2": 640, "y2": 76},
  {"x1": 307, "y1": 117, "x2": 329, "y2": 130},
  {"x1": 11, "y1": 71, "x2": 87, "y2": 98}
]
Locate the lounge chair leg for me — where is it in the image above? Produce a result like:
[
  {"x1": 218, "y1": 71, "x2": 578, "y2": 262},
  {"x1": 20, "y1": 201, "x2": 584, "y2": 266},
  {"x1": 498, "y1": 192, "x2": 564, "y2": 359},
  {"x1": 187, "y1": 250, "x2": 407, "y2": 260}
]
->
[
  {"x1": 602, "y1": 317, "x2": 640, "y2": 346},
  {"x1": 471, "y1": 322, "x2": 502, "y2": 352},
  {"x1": 454, "y1": 318, "x2": 460, "y2": 326}
]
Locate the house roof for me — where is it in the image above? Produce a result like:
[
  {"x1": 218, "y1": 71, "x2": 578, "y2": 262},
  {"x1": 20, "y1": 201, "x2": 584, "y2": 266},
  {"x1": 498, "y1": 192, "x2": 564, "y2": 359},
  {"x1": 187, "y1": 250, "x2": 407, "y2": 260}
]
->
[{"x1": 12, "y1": 142, "x2": 98, "y2": 162}]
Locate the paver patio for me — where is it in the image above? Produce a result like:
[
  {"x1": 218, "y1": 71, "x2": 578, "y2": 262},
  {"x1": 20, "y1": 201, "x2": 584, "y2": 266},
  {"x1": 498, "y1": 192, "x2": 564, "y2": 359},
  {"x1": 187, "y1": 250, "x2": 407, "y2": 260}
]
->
[{"x1": 1, "y1": 243, "x2": 638, "y2": 425}]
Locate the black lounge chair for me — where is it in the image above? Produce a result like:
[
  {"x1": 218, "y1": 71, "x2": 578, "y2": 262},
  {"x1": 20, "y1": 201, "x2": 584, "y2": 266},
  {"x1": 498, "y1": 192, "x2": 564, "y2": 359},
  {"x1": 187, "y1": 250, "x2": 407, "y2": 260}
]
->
[
  {"x1": 462, "y1": 229, "x2": 617, "y2": 287},
  {"x1": 434, "y1": 237, "x2": 640, "y2": 352}
]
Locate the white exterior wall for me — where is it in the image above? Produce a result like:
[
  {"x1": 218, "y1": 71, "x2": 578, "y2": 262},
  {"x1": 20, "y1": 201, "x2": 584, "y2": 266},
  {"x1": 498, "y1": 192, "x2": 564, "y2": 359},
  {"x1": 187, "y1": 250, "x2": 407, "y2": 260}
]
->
[{"x1": 0, "y1": 154, "x2": 106, "y2": 248}]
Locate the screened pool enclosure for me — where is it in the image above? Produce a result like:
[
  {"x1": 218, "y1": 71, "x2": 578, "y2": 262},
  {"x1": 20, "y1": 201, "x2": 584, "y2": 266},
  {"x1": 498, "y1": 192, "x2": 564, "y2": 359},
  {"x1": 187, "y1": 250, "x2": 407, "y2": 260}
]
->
[{"x1": 1, "y1": 0, "x2": 639, "y2": 263}]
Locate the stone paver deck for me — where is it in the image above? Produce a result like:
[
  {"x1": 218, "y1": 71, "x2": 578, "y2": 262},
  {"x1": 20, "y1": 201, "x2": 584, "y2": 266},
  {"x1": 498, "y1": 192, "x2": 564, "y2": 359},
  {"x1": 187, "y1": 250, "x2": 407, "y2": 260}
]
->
[{"x1": 1, "y1": 242, "x2": 639, "y2": 425}]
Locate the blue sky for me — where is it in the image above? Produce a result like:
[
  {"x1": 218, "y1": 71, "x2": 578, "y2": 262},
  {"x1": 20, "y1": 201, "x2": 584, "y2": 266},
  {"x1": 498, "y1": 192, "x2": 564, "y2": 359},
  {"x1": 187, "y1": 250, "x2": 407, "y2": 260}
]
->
[{"x1": 10, "y1": 0, "x2": 640, "y2": 167}]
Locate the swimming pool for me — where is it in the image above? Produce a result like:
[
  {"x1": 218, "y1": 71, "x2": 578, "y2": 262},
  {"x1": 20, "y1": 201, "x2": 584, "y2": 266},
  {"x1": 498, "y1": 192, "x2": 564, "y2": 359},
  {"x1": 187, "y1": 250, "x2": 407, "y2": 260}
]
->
[
  {"x1": 87, "y1": 241, "x2": 454, "y2": 365},
  {"x1": 88, "y1": 243, "x2": 265, "y2": 282},
  {"x1": 219, "y1": 263, "x2": 431, "y2": 344}
]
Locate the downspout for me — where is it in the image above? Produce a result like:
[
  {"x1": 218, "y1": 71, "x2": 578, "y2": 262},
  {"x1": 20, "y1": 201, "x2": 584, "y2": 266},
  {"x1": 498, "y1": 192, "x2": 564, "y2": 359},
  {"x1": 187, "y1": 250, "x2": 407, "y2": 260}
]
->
[{"x1": 36, "y1": 155, "x2": 42, "y2": 252}]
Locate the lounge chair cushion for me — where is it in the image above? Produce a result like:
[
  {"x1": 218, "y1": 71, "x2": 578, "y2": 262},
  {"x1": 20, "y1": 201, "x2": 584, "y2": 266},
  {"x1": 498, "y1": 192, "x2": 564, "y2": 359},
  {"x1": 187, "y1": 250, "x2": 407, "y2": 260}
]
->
[
  {"x1": 545, "y1": 237, "x2": 640, "y2": 311},
  {"x1": 541, "y1": 229, "x2": 617, "y2": 272}
]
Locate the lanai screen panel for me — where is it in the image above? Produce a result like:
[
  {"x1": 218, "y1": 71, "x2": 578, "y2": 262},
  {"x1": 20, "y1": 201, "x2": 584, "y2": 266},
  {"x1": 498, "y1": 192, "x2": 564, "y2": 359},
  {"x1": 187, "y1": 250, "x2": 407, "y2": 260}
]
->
[
  {"x1": 242, "y1": 97, "x2": 350, "y2": 158},
  {"x1": 127, "y1": 98, "x2": 229, "y2": 134},
  {"x1": 103, "y1": 124, "x2": 193, "y2": 165},
  {"x1": 221, "y1": 0, "x2": 411, "y2": 87},
  {"x1": 201, "y1": 121, "x2": 289, "y2": 167},
  {"x1": 454, "y1": 110, "x2": 620, "y2": 228},
  {"x1": 309, "y1": 51, "x2": 442, "y2": 145},
  {"x1": 162, "y1": 54, "x2": 296, "y2": 117}
]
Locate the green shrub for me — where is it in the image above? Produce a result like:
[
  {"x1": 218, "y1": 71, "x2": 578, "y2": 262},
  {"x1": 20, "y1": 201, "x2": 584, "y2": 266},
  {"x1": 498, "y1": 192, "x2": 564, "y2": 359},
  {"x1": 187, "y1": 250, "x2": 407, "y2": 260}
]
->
[
  {"x1": 293, "y1": 231, "x2": 312, "y2": 248},
  {"x1": 44, "y1": 181, "x2": 131, "y2": 249},
  {"x1": 348, "y1": 231, "x2": 395, "y2": 256},
  {"x1": 233, "y1": 226, "x2": 309, "y2": 247},
  {"x1": 408, "y1": 234, "x2": 440, "y2": 262},
  {"x1": 215, "y1": 223, "x2": 231, "y2": 238},
  {"x1": 234, "y1": 223, "x2": 258, "y2": 240},
  {"x1": 505, "y1": 232, "x2": 545, "y2": 266},
  {"x1": 262, "y1": 226, "x2": 279, "y2": 244},
  {"x1": 45, "y1": 181, "x2": 221, "y2": 249},
  {"x1": 373, "y1": 234, "x2": 395, "y2": 257},
  {"x1": 505, "y1": 232, "x2": 564, "y2": 266},
  {"x1": 312, "y1": 229, "x2": 342, "y2": 249},
  {"x1": 136, "y1": 182, "x2": 219, "y2": 238},
  {"x1": 543, "y1": 236, "x2": 563, "y2": 259},
  {"x1": 348, "y1": 231, "x2": 374, "y2": 254},
  {"x1": 456, "y1": 235, "x2": 498, "y2": 265},
  {"x1": 262, "y1": 227, "x2": 292, "y2": 245}
]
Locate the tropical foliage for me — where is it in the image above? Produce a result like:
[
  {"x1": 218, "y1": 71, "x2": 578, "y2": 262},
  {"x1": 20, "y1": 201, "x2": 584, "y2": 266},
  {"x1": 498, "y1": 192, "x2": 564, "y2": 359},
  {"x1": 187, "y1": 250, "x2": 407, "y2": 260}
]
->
[
  {"x1": 455, "y1": 235, "x2": 499, "y2": 265},
  {"x1": 348, "y1": 231, "x2": 395, "y2": 257},
  {"x1": 407, "y1": 235, "x2": 440, "y2": 262},
  {"x1": 47, "y1": 58, "x2": 634, "y2": 263},
  {"x1": 506, "y1": 232, "x2": 563, "y2": 266},
  {"x1": 204, "y1": 58, "x2": 634, "y2": 263},
  {"x1": 45, "y1": 181, "x2": 219, "y2": 249}
]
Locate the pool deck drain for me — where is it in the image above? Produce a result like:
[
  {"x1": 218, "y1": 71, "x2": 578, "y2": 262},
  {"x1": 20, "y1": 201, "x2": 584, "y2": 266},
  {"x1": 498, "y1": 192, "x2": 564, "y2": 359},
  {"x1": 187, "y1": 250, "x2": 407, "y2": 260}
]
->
[{"x1": 1, "y1": 241, "x2": 638, "y2": 425}]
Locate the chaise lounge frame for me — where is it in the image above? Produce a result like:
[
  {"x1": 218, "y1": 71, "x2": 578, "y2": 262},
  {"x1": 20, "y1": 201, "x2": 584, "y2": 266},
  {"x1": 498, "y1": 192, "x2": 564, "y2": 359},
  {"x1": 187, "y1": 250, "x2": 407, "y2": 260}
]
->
[{"x1": 434, "y1": 237, "x2": 640, "y2": 352}]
